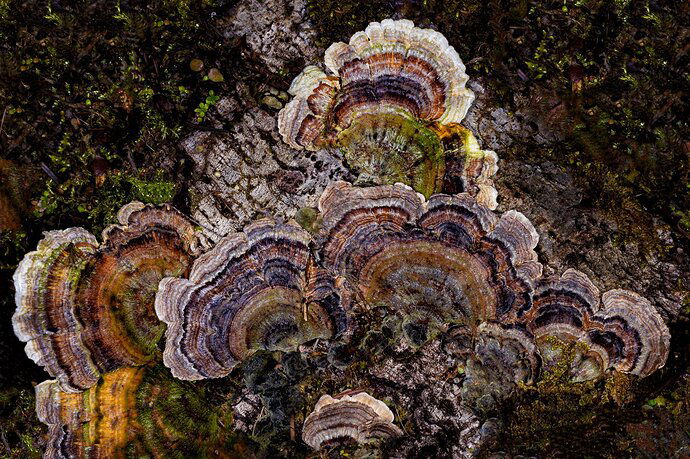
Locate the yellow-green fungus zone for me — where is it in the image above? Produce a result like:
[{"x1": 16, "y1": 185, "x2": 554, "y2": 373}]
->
[{"x1": 335, "y1": 113, "x2": 445, "y2": 198}]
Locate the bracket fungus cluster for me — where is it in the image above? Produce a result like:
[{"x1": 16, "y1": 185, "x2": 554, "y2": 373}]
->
[
  {"x1": 278, "y1": 19, "x2": 497, "y2": 206},
  {"x1": 11, "y1": 18, "x2": 675, "y2": 458},
  {"x1": 316, "y1": 181, "x2": 669, "y2": 385},
  {"x1": 12, "y1": 202, "x2": 202, "y2": 391},
  {"x1": 317, "y1": 181, "x2": 540, "y2": 326},
  {"x1": 525, "y1": 269, "x2": 671, "y2": 380}
]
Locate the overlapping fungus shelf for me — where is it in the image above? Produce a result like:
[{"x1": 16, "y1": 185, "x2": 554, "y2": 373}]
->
[
  {"x1": 12, "y1": 202, "x2": 201, "y2": 391},
  {"x1": 523, "y1": 268, "x2": 671, "y2": 380},
  {"x1": 278, "y1": 19, "x2": 497, "y2": 205},
  {"x1": 8, "y1": 16, "x2": 678, "y2": 458},
  {"x1": 317, "y1": 181, "x2": 670, "y2": 383},
  {"x1": 155, "y1": 218, "x2": 347, "y2": 380},
  {"x1": 318, "y1": 181, "x2": 541, "y2": 327}
]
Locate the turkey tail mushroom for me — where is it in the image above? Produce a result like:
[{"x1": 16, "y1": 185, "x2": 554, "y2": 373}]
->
[
  {"x1": 278, "y1": 19, "x2": 496, "y2": 204},
  {"x1": 524, "y1": 269, "x2": 670, "y2": 380},
  {"x1": 302, "y1": 390, "x2": 403, "y2": 450},
  {"x1": 156, "y1": 218, "x2": 347, "y2": 380},
  {"x1": 12, "y1": 203, "x2": 201, "y2": 392}
]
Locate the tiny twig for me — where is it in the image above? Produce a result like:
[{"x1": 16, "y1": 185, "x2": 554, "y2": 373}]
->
[
  {"x1": 40, "y1": 162, "x2": 59, "y2": 183},
  {"x1": 252, "y1": 406, "x2": 266, "y2": 436},
  {"x1": 1, "y1": 430, "x2": 10, "y2": 455},
  {"x1": 127, "y1": 150, "x2": 138, "y2": 172},
  {"x1": 0, "y1": 106, "x2": 7, "y2": 136}
]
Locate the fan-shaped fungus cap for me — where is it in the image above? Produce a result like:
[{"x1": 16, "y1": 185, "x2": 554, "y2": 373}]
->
[
  {"x1": 525, "y1": 269, "x2": 670, "y2": 379},
  {"x1": 13, "y1": 203, "x2": 201, "y2": 392},
  {"x1": 278, "y1": 19, "x2": 496, "y2": 203},
  {"x1": 318, "y1": 181, "x2": 541, "y2": 327},
  {"x1": 302, "y1": 390, "x2": 403, "y2": 450},
  {"x1": 36, "y1": 367, "x2": 144, "y2": 458},
  {"x1": 156, "y1": 218, "x2": 346, "y2": 380},
  {"x1": 279, "y1": 19, "x2": 474, "y2": 151},
  {"x1": 35, "y1": 366, "x2": 224, "y2": 458}
]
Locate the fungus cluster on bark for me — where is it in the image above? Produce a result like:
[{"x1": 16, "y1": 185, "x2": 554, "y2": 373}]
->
[{"x1": 12, "y1": 20, "x2": 672, "y2": 457}]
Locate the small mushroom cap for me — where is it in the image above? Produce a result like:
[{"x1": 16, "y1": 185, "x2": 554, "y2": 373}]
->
[
  {"x1": 156, "y1": 218, "x2": 346, "y2": 380},
  {"x1": 303, "y1": 390, "x2": 403, "y2": 450},
  {"x1": 313, "y1": 391, "x2": 395, "y2": 422},
  {"x1": 596, "y1": 289, "x2": 670, "y2": 377},
  {"x1": 12, "y1": 203, "x2": 201, "y2": 392}
]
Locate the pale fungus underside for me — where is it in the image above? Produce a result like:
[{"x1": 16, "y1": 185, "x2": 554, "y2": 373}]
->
[{"x1": 10, "y1": 18, "x2": 675, "y2": 458}]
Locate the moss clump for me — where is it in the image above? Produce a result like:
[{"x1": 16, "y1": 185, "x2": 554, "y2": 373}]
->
[
  {"x1": 127, "y1": 173, "x2": 178, "y2": 205},
  {"x1": 243, "y1": 351, "x2": 306, "y2": 431},
  {"x1": 35, "y1": 168, "x2": 177, "y2": 234},
  {"x1": 0, "y1": 230, "x2": 29, "y2": 271},
  {"x1": 294, "y1": 207, "x2": 320, "y2": 234},
  {"x1": 0, "y1": 388, "x2": 43, "y2": 458}
]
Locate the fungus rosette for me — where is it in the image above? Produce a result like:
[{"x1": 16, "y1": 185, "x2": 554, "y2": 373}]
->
[
  {"x1": 302, "y1": 390, "x2": 403, "y2": 450},
  {"x1": 12, "y1": 202, "x2": 200, "y2": 392},
  {"x1": 461, "y1": 322, "x2": 541, "y2": 408},
  {"x1": 35, "y1": 366, "x2": 223, "y2": 458},
  {"x1": 318, "y1": 181, "x2": 541, "y2": 330},
  {"x1": 523, "y1": 269, "x2": 671, "y2": 380},
  {"x1": 156, "y1": 218, "x2": 346, "y2": 380},
  {"x1": 278, "y1": 19, "x2": 497, "y2": 204}
]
